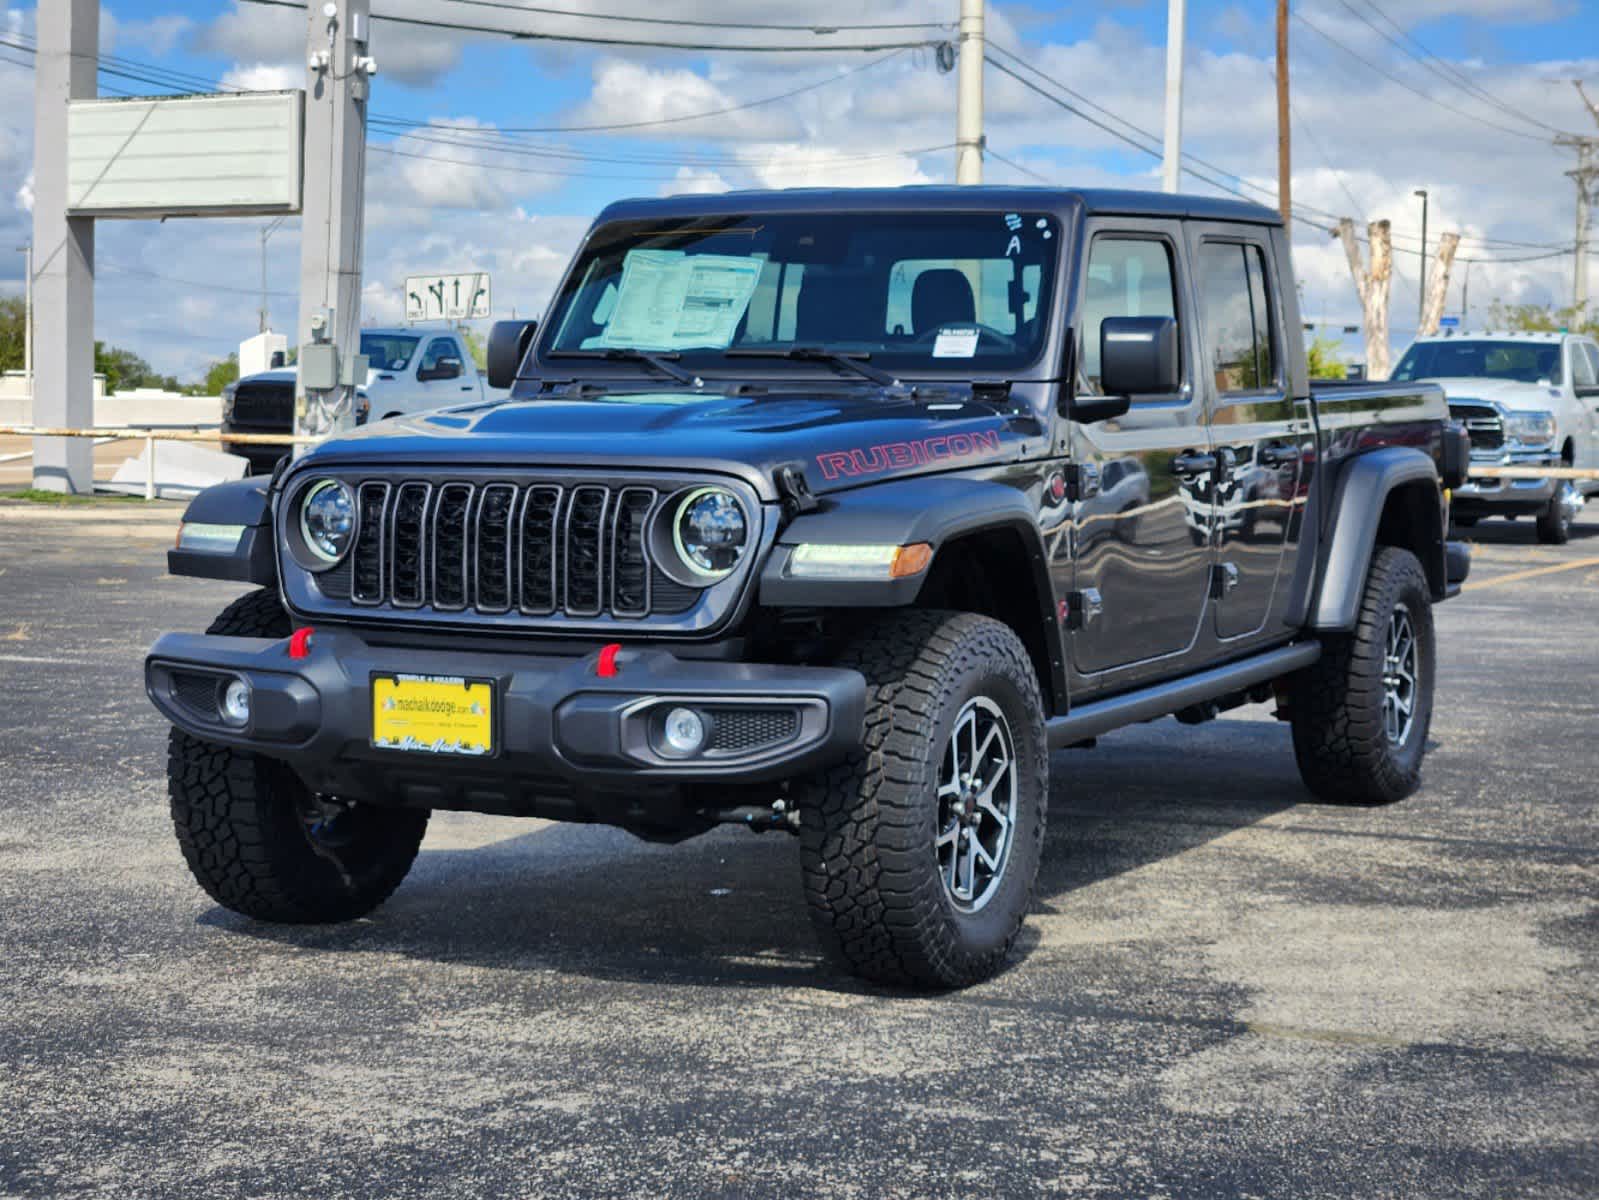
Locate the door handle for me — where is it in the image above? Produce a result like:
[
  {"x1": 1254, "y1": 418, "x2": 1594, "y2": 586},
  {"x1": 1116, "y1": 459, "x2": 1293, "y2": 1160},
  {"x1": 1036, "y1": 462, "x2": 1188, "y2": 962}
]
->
[
  {"x1": 1170, "y1": 452, "x2": 1218, "y2": 476},
  {"x1": 1259, "y1": 445, "x2": 1298, "y2": 467}
]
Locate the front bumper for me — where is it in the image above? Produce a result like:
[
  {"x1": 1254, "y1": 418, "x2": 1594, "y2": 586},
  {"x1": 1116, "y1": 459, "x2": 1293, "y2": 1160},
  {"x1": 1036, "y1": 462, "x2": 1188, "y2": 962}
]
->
[
  {"x1": 145, "y1": 628, "x2": 865, "y2": 813},
  {"x1": 1452, "y1": 449, "x2": 1560, "y2": 514}
]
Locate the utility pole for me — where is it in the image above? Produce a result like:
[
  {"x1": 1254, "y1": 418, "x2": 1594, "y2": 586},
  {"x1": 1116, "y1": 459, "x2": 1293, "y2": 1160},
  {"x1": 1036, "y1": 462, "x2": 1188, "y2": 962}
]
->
[
  {"x1": 31, "y1": 0, "x2": 97, "y2": 493},
  {"x1": 1275, "y1": 0, "x2": 1290, "y2": 223},
  {"x1": 16, "y1": 243, "x2": 31, "y2": 392},
  {"x1": 1460, "y1": 259, "x2": 1472, "y2": 325},
  {"x1": 1413, "y1": 189, "x2": 1429, "y2": 328},
  {"x1": 295, "y1": 0, "x2": 374, "y2": 453},
  {"x1": 260, "y1": 216, "x2": 287, "y2": 334},
  {"x1": 955, "y1": 0, "x2": 984, "y2": 184},
  {"x1": 1161, "y1": 0, "x2": 1186, "y2": 193},
  {"x1": 1559, "y1": 80, "x2": 1599, "y2": 315}
]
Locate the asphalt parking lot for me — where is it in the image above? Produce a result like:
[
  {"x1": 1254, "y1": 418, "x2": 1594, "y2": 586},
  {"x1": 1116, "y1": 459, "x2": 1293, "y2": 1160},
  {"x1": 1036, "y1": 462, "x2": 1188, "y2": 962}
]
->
[{"x1": 1, "y1": 499, "x2": 1595, "y2": 1199}]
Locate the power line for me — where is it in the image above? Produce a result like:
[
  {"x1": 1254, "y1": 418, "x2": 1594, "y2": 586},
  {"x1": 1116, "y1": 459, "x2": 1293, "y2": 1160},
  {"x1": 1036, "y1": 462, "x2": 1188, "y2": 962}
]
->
[
  {"x1": 984, "y1": 147, "x2": 1054, "y2": 184},
  {"x1": 239, "y1": 0, "x2": 947, "y2": 54},
  {"x1": 367, "y1": 50, "x2": 904, "y2": 135},
  {"x1": 434, "y1": 0, "x2": 950, "y2": 34},
  {"x1": 1292, "y1": 10, "x2": 1551, "y2": 144},
  {"x1": 1339, "y1": 0, "x2": 1569, "y2": 136}
]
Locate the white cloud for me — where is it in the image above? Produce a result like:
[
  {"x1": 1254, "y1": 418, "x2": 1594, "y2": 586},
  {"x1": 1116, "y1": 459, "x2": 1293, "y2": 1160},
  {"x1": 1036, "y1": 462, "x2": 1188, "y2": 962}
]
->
[
  {"x1": 219, "y1": 63, "x2": 301, "y2": 93},
  {"x1": 663, "y1": 166, "x2": 732, "y2": 196},
  {"x1": 740, "y1": 143, "x2": 933, "y2": 190},
  {"x1": 573, "y1": 59, "x2": 801, "y2": 141},
  {"x1": 13, "y1": 168, "x2": 31, "y2": 213}
]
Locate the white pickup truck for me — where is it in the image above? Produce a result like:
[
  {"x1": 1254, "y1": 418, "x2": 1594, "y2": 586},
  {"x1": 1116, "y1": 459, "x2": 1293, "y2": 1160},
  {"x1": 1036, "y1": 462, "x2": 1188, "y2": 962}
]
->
[
  {"x1": 1392, "y1": 330, "x2": 1599, "y2": 543},
  {"x1": 221, "y1": 327, "x2": 496, "y2": 474}
]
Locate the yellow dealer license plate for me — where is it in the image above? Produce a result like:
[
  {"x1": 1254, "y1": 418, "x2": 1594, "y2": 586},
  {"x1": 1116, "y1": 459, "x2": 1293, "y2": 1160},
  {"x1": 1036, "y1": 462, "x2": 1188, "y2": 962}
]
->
[{"x1": 372, "y1": 674, "x2": 494, "y2": 756}]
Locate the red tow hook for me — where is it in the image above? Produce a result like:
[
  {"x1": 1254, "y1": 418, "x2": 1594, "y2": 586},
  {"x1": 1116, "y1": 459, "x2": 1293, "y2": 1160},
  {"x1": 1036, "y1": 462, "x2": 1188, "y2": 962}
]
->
[
  {"x1": 289, "y1": 627, "x2": 316, "y2": 660},
  {"x1": 596, "y1": 643, "x2": 622, "y2": 678}
]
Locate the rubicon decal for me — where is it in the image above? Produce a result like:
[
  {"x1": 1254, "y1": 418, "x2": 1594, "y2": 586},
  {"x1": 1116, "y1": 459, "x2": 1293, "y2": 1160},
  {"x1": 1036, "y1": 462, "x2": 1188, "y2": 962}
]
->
[{"x1": 816, "y1": 429, "x2": 1003, "y2": 480}]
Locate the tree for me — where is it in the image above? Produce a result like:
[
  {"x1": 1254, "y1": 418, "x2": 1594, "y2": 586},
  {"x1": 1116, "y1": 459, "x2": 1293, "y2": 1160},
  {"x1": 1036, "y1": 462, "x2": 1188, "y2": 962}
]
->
[
  {"x1": 94, "y1": 341, "x2": 157, "y2": 394},
  {"x1": 203, "y1": 354, "x2": 240, "y2": 395},
  {"x1": 1336, "y1": 218, "x2": 1394, "y2": 380},
  {"x1": 1306, "y1": 335, "x2": 1347, "y2": 380},
  {"x1": 0, "y1": 296, "x2": 24, "y2": 373},
  {"x1": 1486, "y1": 301, "x2": 1599, "y2": 338},
  {"x1": 457, "y1": 325, "x2": 488, "y2": 370}
]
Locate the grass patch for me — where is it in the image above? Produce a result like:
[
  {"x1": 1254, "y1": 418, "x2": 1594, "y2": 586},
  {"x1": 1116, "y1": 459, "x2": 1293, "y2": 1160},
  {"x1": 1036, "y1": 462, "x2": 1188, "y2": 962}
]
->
[{"x1": 1, "y1": 488, "x2": 147, "y2": 505}]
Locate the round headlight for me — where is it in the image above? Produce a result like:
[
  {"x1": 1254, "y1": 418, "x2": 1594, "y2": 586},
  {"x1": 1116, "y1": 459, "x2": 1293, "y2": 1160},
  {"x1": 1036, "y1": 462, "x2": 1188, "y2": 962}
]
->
[
  {"x1": 299, "y1": 479, "x2": 356, "y2": 565},
  {"x1": 673, "y1": 487, "x2": 748, "y2": 578}
]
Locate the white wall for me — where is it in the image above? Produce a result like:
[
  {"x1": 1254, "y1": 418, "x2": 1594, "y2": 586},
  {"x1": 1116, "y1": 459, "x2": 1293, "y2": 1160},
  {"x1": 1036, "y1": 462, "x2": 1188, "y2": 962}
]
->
[{"x1": 1, "y1": 372, "x2": 221, "y2": 427}]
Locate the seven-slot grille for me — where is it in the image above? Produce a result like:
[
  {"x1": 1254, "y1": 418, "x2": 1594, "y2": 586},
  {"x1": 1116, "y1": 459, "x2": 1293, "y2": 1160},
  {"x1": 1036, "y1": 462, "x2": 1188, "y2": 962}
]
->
[
  {"x1": 1448, "y1": 401, "x2": 1504, "y2": 455},
  {"x1": 327, "y1": 478, "x2": 681, "y2": 620}
]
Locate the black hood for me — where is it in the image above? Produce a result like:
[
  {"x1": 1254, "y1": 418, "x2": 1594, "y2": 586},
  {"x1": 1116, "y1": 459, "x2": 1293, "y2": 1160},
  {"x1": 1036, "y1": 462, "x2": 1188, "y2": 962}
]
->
[{"x1": 296, "y1": 389, "x2": 1041, "y2": 499}]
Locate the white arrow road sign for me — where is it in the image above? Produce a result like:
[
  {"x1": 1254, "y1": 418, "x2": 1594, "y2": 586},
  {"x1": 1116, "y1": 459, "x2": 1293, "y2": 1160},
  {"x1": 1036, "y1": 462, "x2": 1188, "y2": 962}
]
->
[{"x1": 405, "y1": 272, "x2": 492, "y2": 322}]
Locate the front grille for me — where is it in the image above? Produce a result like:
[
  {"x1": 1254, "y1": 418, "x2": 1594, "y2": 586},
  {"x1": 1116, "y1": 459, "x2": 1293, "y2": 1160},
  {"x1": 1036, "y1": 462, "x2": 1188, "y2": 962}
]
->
[
  {"x1": 230, "y1": 381, "x2": 294, "y2": 427},
  {"x1": 325, "y1": 477, "x2": 708, "y2": 622},
  {"x1": 1449, "y1": 401, "x2": 1503, "y2": 454}
]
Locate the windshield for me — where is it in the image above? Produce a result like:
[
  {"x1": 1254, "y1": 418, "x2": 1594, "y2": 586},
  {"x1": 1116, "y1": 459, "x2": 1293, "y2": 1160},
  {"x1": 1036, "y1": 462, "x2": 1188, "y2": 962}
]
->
[
  {"x1": 360, "y1": 333, "x2": 422, "y2": 372},
  {"x1": 541, "y1": 211, "x2": 1062, "y2": 373},
  {"x1": 1393, "y1": 339, "x2": 1562, "y2": 386}
]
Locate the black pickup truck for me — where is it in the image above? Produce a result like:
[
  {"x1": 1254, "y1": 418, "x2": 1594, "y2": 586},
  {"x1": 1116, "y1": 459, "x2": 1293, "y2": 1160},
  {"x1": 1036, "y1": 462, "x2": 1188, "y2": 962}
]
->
[{"x1": 147, "y1": 187, "x2": 1471, "y2": 988}]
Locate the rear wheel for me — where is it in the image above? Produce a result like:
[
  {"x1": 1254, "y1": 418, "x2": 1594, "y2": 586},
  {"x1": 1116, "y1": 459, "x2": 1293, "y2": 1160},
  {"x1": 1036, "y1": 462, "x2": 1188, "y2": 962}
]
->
[
  {"x1": 1290, "y1": 547, "x2": 1435, "y2": 805},
  {"x1": 797, "y1": 610, "x2": 1048, "y2": 989},
  {"x1": 167, "y1": 589, "x2": 428, "y2": 922}
]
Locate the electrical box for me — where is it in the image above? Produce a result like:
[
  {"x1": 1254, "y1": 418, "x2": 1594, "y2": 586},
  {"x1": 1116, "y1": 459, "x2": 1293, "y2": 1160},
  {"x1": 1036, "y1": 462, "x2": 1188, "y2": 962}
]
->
[{"x1": 299, "y1": 343, "x2": 339, "y2": 391}]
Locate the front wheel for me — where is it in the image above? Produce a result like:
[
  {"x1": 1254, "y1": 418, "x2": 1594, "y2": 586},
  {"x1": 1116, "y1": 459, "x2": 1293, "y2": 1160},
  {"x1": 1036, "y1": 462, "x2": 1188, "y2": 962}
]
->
[
  {"x1": 797, "y1": 610, "x2": 1048, "y2": 989},
  {"x1": 167, "y1": 589, "x2": 429, "y2": 922},
  {"x1": 1535, "y1": 481, "x2": 1580, "y2": 545},
  {"x1": 1290, "y1": 547, "x2": 1436, "y2": 804}
]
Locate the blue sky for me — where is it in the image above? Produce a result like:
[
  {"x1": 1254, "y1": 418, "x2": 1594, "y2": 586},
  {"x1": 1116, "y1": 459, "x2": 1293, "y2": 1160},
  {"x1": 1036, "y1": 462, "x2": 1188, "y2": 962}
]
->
[{"x1": 1, "y1": 0, "x2": 1595, "y2": 377}]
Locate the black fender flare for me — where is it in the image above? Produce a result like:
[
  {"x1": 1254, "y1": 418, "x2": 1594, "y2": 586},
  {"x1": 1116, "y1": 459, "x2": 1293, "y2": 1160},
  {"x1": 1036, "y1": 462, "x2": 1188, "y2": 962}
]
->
[
  {"x1": 1306, "y1": 447, "x2": 1444, "y2": 631},
  {"x1": 167, "y1": 477, "x2": 278, "y2": 586}
]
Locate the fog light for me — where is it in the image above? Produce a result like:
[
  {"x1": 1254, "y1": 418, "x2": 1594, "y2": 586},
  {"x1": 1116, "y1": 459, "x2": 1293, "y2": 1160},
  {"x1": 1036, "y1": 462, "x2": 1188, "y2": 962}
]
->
[
  {"x1": 222, "y1": 678, "x2": 252, "y2": 726},
  {"x1": 663, "y1": 706, "x2": 707, "y2": 756}
]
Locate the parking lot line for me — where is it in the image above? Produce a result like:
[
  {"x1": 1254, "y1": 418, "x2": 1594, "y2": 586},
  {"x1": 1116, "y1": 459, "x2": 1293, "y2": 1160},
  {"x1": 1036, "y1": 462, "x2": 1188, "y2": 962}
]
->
[{"x1": 1462, "y1": 556, "x2": 1599, "y2": 592}]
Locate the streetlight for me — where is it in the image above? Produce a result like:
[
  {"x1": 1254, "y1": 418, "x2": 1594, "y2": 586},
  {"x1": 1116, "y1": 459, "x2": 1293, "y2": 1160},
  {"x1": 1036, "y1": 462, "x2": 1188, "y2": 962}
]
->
[
  {"x1": 1413, "y1": 188, "x2": 1429, "y2": 327},
  {"x1": 259, "y1": 216, "x2": 288, "y2": 333}
]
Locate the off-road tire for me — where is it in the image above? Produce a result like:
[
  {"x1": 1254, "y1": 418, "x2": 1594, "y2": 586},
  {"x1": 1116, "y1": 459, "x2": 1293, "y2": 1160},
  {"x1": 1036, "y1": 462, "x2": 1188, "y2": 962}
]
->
[
  {"x1": 1290, "y1": 547, "x2": 1435, "y2": 805},
  {"x1": 167, "y1": 588, "x2": 428, "y2": 922},
  {"x1": 797, "y1": 610, "x2": 1048, "y2": 989},
  {"x1": 1536, "y1": 487, "x2": 1573, "y2": 545}
]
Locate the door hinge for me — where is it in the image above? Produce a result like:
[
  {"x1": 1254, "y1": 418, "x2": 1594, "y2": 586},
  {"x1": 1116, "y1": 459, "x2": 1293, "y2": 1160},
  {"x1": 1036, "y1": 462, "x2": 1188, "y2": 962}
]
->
[
  {"x1": 1211, "y1": 562, "x2": 1240, "y2": 598},
  {"x1": 1062, "y1": 588, "x2": 1104, "y2": 630},
  {"x1": 1063, "y1": 463, "x2": 1101, "y2": 502}
]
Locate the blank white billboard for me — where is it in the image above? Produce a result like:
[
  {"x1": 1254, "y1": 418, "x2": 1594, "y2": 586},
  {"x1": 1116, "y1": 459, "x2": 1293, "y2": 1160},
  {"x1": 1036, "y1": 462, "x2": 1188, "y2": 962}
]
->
[{"x1": 67, "y1": 91, "x2": 304, "y2": 219}]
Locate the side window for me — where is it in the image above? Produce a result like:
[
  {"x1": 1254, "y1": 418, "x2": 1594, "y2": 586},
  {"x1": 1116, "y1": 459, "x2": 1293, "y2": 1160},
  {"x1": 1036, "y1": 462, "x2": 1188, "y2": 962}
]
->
[
  {"x1": 1079, "y1": 237, "x2": 1178, "y2": 396},
  {"x1": 1570, "y1": 342, "x2": 1598, "y2": 388},
  {"x1": 1198, "y1": 242, "x2": 1279, "y2": 393},
  {"x1": 419, "y1": 337, "x2": 457, "y2": 373}
]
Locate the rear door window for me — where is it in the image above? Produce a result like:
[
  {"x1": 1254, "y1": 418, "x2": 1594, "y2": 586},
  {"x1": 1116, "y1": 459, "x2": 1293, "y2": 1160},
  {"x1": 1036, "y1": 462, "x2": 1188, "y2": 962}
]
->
[
  {"x1": 1197, "y1": 242, "x2": 1279, "y2": 393},
  {"x1": 1571, "y1": 342, "x2": 1598, "y2": 388}
]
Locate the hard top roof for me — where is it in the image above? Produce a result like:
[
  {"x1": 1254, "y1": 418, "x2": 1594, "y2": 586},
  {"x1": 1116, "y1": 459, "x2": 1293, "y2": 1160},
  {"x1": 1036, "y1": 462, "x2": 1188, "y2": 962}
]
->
[
  {"x1": 595, "y1": 185, "x2": 1281, "y2": 226},
  {"x1": 1409, "y1": 330, "x2": 1590, "y2": 343}
]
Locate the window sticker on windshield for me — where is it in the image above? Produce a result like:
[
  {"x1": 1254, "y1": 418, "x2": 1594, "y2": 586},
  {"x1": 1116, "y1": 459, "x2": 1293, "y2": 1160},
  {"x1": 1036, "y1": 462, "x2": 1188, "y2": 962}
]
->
[
  {"x1": 932, "y1": 326, "x2": 981, "y2": 358},
  {"x1": 598, "y1": 249, "x2": 762, "y2": 352}
]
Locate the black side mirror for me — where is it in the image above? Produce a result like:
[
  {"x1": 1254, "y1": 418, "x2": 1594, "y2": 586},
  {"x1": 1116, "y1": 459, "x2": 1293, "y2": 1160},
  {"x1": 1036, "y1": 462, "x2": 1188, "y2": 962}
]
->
[
  {"x1": 487, "y1": 319, "x2": 539, "y2": 389},
  {"x1": 421, "y1": 357, "x2": 463, "y2": 382},
  {"x1": 269, "y1": 351, "x2": 286, "y2": 369},
  {"x1": 1100, "y1": 315, "x2": 1180, "y2": 398}
]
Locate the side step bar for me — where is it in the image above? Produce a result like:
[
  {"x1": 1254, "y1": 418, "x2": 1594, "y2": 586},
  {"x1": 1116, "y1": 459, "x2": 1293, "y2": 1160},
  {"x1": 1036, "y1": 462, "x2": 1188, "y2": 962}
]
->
[{"x1": 1046, "y1": 641, "x2": 1321, "y2": 748}]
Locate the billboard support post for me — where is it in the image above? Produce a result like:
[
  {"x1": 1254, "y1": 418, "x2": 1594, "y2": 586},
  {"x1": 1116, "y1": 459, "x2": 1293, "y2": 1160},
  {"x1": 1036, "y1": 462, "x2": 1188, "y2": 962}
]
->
[
  {"x1": 31, "y1": 0, "x2": 98, "y2": 494},
  {"x1": 294, "y1": 0, "x2": 372, "y2": 455}
]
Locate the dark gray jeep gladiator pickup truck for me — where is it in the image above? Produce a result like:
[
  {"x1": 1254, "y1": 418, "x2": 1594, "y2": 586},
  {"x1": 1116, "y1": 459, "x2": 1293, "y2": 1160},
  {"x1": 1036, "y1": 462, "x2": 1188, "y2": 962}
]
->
[{"x1": 148, "y1": 187, "x2": 1471, "y2": 988}]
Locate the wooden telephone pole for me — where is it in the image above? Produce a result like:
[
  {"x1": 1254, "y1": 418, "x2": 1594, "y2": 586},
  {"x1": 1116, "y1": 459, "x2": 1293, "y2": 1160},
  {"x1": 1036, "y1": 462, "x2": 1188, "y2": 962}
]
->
[{"x1": 1276, "y1": 0, "x2": 1290, "y2": 224}]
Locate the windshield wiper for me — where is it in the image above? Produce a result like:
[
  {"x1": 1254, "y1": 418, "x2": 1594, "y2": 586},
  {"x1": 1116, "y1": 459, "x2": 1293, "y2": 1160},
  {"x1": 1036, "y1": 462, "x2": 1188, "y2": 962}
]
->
[
  {"x1": 725, "y1": 346, "x2": 899, "y2": 387},
  {"x1": 547, "y1": 348, "x2": 700, "y2": 387}
]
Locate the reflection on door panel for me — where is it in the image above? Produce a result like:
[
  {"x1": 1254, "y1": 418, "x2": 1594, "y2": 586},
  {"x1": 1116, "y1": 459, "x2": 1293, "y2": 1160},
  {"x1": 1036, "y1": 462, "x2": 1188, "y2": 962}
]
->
[
  {"x1": 1070, "y1": 230, "x2": 1214, "y2": 680},
  {"x1": 1195, "y1": 240, "x2": 1303, "y2": 641}
]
